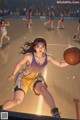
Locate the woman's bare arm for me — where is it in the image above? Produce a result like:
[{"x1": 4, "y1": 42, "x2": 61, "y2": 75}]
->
[
  {"x1": 5, "y1": 22, "x2": 10, "y2": 26},
  {"x1": 48, "y1": 54, "x2": 69, "y2": 67}
]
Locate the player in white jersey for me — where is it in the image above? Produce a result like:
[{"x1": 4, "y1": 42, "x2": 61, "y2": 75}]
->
[{"x1": 0, "y1": 19, "x2": 10, "y2": 48}]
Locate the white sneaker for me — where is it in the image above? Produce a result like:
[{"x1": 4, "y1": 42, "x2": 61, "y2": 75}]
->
[
  {"x1": 73, "y1": 38, "x2": 76, "y2": 41},
  {"x1": 28, "y1": 25, "x2": 31, "y2": 28},
  {"x1": 8, "y1": 37, "x2": 10, "y2": 41},
  {"x1": 57, "y1": 27, "x2": 60, "y2": 29},
  {"x1": 51, "y1": 26, "x2": 54, "y2": 28},
  {"x1": 22, "y1": 18, "x2": 26, "y2": 21},
  {"x1": 62, "y1": 25, "x2": 64, "y2": 29}
]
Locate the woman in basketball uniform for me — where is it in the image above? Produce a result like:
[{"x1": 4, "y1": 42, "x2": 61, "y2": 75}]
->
[
  {"x1": 44, "y1": 10, "x2": 54, "y2": 28},
  {"x1": 73, "y1": 19, "x2": 80, "y2": 40},
  {"x1": 27, "y1": 9, "x2": 33, "y2": 27},
  {"x1": 0, "y1": 19, "x2": 10, "y2": 48},
  {"x1": 0, "y1": 38, "x2": 68, "y2": 118},
  {"x1": 57, "y1": 12, "x2": 64, "y2": 29}
]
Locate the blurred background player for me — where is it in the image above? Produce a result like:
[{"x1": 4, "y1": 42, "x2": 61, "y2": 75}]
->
[
  {"x1": 22, "y1": 9, "x2": 32, "y2": 28},
  {"x1": 27, "y1": 9, "x2": 33, "y2": 28},
  {"x1": 44, "y1": 10, "x2": 54, "y2": 28},
  {"x1": 22, "y1": 10, "x2": 28, "y2": 21},
  {"x1": 73, "y1": 19, "x2": 80, "y2": 40},
  {"x1": 0, "y1": 19, "x2": 10, "y2": 48},
  {"x1": 57, "y1": 11, "x2": 64, "y2": 29}
]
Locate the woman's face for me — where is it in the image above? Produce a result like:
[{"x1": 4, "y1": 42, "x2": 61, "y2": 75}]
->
[{"x1": 34, "y1": 42, "x2": 46, "y2": 54}]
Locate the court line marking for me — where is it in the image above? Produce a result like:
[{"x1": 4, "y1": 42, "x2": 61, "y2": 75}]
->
[
  {"x1": 36, "y1": 67, "x2": 47, "y2": 115},
  {"x1": 10, "y1": 41, "x2": 70, "y2": 47}
]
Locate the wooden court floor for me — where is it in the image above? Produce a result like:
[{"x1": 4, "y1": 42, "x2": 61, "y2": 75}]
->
[{"x1": 0, "y1": 18, "x2": 80, "y2": 119}]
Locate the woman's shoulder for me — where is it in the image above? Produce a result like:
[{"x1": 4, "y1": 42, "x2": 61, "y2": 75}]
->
[
  {"x1": 46, "y1": 53, "x2": 52, "y2": 57},
  {"x1": 46, "y1": 53, "x2": 53, "y2": 60},
  {"x1": 25, "y1": 52, "x2": 33, "y2": 57},
  {"x1": 22, "y1": 53, "x2": 33, "y2": 62},
  {"x1": 47, "y1": 53, "x2": 56, "y2": 62}
]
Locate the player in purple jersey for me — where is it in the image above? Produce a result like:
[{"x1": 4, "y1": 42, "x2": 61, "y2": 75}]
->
[
  {"x1": 27, "y1": 9, "x2": 33, "y2": 27},
  {"x1": 22, "y1": 9, "x2": 32, "y2": 28},
  {"x1": 0, "y1": 38, "x2": 69, "y2": 118},
  {"x1": 44, "y1": 11, "x2": 54, "y2": 28},
  {"x1": 57, "y1": 12, "x2": 64, "y2": 29}
]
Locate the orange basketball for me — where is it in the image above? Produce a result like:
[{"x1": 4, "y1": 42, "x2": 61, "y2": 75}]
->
[{"x1": 63, "y1": 47, "x2": 80, "y2": 65}]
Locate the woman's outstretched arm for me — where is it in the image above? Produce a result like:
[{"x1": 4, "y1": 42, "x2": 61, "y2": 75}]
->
[{"x1": 48, "y1": 54, "x2": 69, "y2": 67}]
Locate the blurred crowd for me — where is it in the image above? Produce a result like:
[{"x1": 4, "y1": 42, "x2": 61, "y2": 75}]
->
[{"x1": 0, "y1": 0, "x2": 80, "y2": 17}]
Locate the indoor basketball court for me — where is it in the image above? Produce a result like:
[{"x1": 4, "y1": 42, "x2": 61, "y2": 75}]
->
[{"x1": 0, "y1": 18, "x2": 80, "y2": 119}]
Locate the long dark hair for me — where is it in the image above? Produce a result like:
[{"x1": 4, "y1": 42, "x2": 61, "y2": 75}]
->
[{"x1": 20, "y1": 38, "x2": 47, "y2": 55}]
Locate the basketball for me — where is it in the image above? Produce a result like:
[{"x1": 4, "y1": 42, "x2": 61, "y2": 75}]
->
[{"x1": 63, "y1": 47, "x2": 80, "y2": 65}]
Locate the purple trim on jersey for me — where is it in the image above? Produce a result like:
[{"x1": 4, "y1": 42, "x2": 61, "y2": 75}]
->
[{"x1": 29, "y1": 52, "x2": 47, "y2": 73}]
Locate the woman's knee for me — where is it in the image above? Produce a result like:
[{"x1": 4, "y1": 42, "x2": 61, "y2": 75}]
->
[
  {"x1": 14, "y1": 98, "x2": 23, "y2": 105},
  {"x1": 33, "y1": 80, "x2": 47, "y2": 95},
  {"x1": 36, "y1": 85, "x2": 47, "y2": 94},
  {"x1": 40, "y1": 85, "x2": 47, "y2": 93}
]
